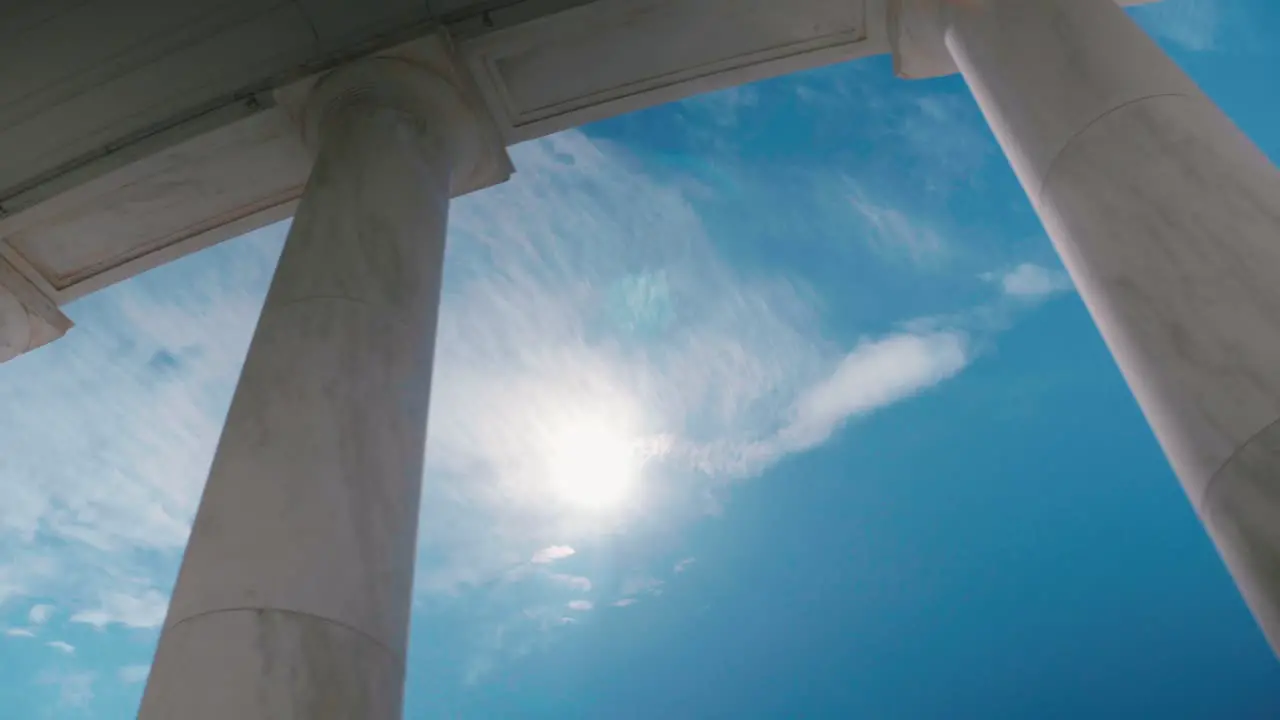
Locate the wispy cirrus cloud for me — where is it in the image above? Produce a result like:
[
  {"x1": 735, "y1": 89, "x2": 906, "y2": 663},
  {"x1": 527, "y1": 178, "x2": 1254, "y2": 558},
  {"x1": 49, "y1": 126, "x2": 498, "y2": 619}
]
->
[
  {"x1": 0, "y1": 220, "x2": 282, "y2": 631},
  {"x1": 983, "y1": 263, "x2": 1073, "y2": 301},
  {"x1": 549, "y1": 574, "x2": 592, "y2": 592},
  {"x1": 529, "y1": 546, "x2": 576, "y2": 565},
  {"x1": 619, "y1": 575, "x2": 664, "y2": 598},
  {"x1": 45, "y1": 640, "x2": 74, "y2": 654},
  {"x1": 70, "y1": 589, "x2": 167, "y2": 630},
  {"x1": 117, "y1": 665, "x2": 150, "y2": 684},
  {"x1": 667, "y1": 330, "x2": 972, "y2": 480},
  {"x1": 782, "y1": 331, "x2": 968, "y2": 451},
  {"x1": 794, "y1": 65, "x2": 992, "y2": 195},
  {"x1": 681, "y1": 85, "x2": 761, "y2": 128},
  {"x1": 845, "y1": 181, "x2": 949, "y2": 267},
  {"x1": 1135, "y1": 0, "x2": 1221, "y2": 51},
  {"x1": 37, "y1": 669, "x2": 95, "y2": 709}
]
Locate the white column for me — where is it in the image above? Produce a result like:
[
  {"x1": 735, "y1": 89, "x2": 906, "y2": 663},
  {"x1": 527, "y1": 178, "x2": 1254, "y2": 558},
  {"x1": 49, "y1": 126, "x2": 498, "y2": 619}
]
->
[
  {"x1": 138, "y1": 57, "x2": 481, "y2": 718},
  {"x1": 0, "y1": 255, "x2": 70, "y2": 363},
  {"x1": 0, "y1": 277, "x2": 34, "y2": 363},
  {"x1": 936, "y1": 0, "x2": 1280, "y2": 651}
]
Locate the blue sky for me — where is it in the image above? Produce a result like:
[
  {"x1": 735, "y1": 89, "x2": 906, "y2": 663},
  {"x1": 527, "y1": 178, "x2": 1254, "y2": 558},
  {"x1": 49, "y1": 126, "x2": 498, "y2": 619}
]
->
[{"x1": 3, "y1": 1, "x2": 1280, "y2": 717}]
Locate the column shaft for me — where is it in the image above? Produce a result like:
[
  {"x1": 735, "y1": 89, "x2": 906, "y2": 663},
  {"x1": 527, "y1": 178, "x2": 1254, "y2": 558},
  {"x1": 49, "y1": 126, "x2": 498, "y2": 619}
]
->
[
  {"x1": 945, "y1": 0, "x2": 1280, "y2": 650},
  {"x1": 139, "y1": 61, "x2": 461, "y2": 718}
]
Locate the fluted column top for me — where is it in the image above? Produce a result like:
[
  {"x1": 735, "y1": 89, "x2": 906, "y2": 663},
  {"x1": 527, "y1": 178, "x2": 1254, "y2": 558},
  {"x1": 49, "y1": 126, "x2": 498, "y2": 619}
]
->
[{"x1": 276, "y1": 33, "x2": 513, "y2": 198}]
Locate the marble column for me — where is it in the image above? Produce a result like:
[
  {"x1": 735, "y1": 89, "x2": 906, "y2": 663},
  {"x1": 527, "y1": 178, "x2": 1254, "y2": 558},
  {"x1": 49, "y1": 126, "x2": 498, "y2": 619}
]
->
[
  {"x1": 933, "y1": 0, "x2": 1280, "y2": 652},
  {"x1": 0, "y1": 255, "x2": 70, "y2": 363},
  {"x1": 0, "y1": 274, "x2": 35, "y2": 363},
  {"x1": 138, "y1": 57, "x2": 483, "y2": 718}
]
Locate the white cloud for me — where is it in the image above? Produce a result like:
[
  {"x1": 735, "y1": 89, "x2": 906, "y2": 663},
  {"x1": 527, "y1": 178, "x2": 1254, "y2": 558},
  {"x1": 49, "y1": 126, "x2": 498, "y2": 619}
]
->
[
  {"x1": 612, "y1": 598, "x2": 638, "y2": 608},
  {"x1": 898, "y1": 95, "x2": 993, "y2": 190},
  {"x1": 1136, "y1": 0, "x2": 1220, "y2": 51},
  {"x1": 530, "y1": 546, "x2": 576, "y2": 565},
  {"x1": 117, "y1": 665, "x2": 150, "y2": 684},
  {"x1": 28, "y1": 603, "x2": 54, "y2": 625},
  {"x1": 566, "y1": 600, "x2": 593, "y2": 611},
  {"x1": 682, "y1": 85, "x2": 760, "y2": 128},
  {"x1": 986, "y1": 263, "x2": 1072, "y2": 300},
  {"x1": 462, "y1": 603, "x2": 587, "y2": 686},
  {"x1": 46, "y1": 640, "x2": 75, "y2": 654},
  {"x1": 620, "y1": 576, "x2": 665, "y2": 598},
  {"x1": 794, "y1": 69, "x2": 991, "y2": 194},
  {"x1": 549, "y1": 574, "x2": 592, "y2": 592},
  {"x1": 0, "y1": 555, "x2": 57, "y2": 610},
  {"x1": 71, "y1": 589, "x2": 169, "y2": 630},
  {"x1": 779, "y1": 331, "x2": 968, "y2": 451},
  {"x1": 5, "y1": 627, "x2": 35, "y2": 637},
  {"x1": 674, "y1": 557, "x2": 696, "y2": 573},
  {"x1": 38, "y1": 670, "x2": 95, "y2": 709}
]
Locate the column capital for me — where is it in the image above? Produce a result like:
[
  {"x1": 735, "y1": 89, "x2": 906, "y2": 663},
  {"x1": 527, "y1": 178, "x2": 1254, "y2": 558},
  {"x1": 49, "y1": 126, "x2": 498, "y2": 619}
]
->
[
  {"x1": 0, "y1": 254, "x2": 71, "y2": 363},
  {"x1": 889, "y1": 0, "x2": 1166, "y2": 80},
  {"x1": 276, "y1": 33, "x2": 513, "y2": 198},
  {"x1": 888, "y1": 0, "x2": 958, "y2": 80}
]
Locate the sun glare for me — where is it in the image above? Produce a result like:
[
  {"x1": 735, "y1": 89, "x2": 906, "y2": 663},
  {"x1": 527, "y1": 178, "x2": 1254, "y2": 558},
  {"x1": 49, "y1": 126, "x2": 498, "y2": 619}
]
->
[{"x1": 545, "y1": 419, "x2": 640, "y2": 513}]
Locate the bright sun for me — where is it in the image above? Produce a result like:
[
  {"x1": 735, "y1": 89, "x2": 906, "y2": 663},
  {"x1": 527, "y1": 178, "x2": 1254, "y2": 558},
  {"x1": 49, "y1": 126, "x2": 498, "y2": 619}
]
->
[{"x1": 545, "y1": 420, "x2": 639, "y2": 513}]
